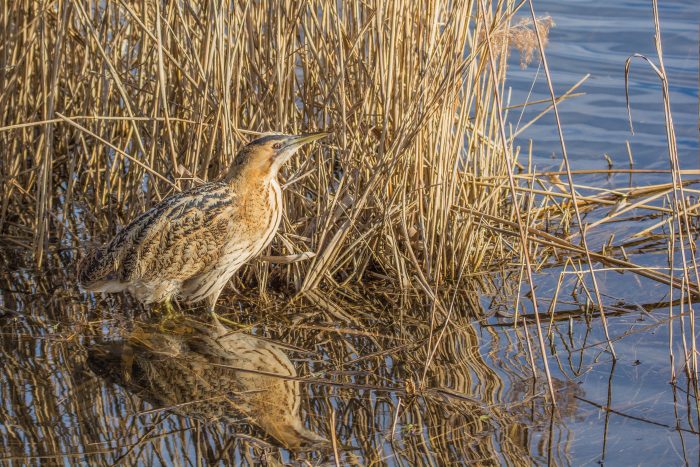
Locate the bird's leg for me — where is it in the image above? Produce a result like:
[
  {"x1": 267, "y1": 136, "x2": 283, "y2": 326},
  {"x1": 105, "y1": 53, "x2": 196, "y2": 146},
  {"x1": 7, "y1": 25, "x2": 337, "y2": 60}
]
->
[
  {"x1": 163, "y1": 298, "x2": 176, "y2": 317},
  {"x1": 207, "y1": 290, "x2": 240, "y2": 328},
  {"x1": 156, "y1": 297, "x2": 181, "y2": 330},
  {"x1": 210, "y1": 310, "x2": 241, "y2": 328}
]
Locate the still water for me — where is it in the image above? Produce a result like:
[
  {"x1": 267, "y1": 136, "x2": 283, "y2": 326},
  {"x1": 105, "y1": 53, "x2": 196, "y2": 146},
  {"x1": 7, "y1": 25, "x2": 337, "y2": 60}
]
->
[
  {"x1": 508, "y1": 0, "x2": 698, "y2": 173},
  {"x1": 1, "y1": 1, "x2": 698, "y2": 465},
  {"x1": 506, "y1": 0, "x2": 699, "y2": 465}
]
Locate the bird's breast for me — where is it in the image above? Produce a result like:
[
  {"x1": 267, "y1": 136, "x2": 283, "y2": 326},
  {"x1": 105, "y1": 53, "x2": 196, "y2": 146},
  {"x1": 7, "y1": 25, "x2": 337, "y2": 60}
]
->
[{"x1": 218, "y1": 179, "x2": 283, "y2": 266}]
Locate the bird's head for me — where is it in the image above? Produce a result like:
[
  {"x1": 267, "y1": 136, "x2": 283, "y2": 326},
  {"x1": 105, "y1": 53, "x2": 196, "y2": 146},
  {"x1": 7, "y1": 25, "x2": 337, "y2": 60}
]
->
[{"x1": 226, "y1": 132, "x2": 328, "y2": 183}]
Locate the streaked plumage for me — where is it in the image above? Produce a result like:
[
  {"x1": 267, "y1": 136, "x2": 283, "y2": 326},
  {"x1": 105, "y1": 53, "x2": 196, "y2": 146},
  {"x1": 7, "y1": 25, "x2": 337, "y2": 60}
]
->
[
  {"x1": 78, "y1": 133, "x2": 326, "y2": 313},
  {"x1": 87, "y1": 318, "x2": 328, "y2": 450}
]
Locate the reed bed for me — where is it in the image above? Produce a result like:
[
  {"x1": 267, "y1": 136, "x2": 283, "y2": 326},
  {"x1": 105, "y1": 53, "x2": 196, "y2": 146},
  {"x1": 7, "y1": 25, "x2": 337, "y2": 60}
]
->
[
  {"x1": 0, "y1": 0, "x2": 522, "y2": 289},
  {"x1": 1, "y1": 0, "x2": 699, "y2": 464},
  {"x1": 1, "y1": 1, "x2": 693, "y2": 305}
]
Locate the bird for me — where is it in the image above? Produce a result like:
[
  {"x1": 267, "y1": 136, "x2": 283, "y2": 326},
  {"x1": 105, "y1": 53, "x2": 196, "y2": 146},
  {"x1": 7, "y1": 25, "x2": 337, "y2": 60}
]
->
[
  {"x1": 87, "y1": 317, "x2": 329, "y2": 451},
  {"x1": 78, "y1": 132, "x2": 327, "y2": 319}
]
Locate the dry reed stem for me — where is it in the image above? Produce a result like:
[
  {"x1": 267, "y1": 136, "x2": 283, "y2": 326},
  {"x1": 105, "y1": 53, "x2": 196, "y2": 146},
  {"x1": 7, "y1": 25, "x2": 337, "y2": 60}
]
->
[
  {"x1": 477, "y1": 0, "x2": 556, "y2": 403},
  {"x1": 0, "y1": 0, "x2": 519, "y2": 291},
  {"x1": 623, "y1": 0, "x2": 700, "y2": 425},
  {"x1": 526, "y1": 0, "x2": 616, "y2": 359}
]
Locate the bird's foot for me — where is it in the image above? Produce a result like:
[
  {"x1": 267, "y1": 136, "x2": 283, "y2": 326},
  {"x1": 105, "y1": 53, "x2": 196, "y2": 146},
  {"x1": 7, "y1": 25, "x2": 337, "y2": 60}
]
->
[
  {"x1": 154, "y1": 299, "x2": 182, "y2": 330},
  {"x1": 209, "y1": 310, "x2": 242, "y2": 330}
]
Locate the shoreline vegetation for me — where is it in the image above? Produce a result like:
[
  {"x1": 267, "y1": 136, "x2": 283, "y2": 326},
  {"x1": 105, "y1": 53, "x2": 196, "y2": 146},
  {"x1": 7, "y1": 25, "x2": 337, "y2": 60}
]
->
[{"x1": 0, "y1": 0, "x2": 698, "y2": 464}]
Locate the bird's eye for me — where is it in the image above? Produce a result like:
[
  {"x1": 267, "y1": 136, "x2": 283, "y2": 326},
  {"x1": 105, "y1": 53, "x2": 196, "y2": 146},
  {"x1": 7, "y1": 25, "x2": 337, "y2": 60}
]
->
[{"x1": 272, "y1": 142, "x2": 283, "y2": 149}]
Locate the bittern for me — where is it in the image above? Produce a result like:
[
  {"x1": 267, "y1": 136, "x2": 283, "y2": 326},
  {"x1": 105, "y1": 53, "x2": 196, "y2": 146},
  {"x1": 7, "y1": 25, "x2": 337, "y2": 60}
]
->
[
  {"x1": 78, "y1": 133, "x2": 327, "y2": 318},
  {"x1": 87, "y1": 317, "x2": 328, "y2": 450}
]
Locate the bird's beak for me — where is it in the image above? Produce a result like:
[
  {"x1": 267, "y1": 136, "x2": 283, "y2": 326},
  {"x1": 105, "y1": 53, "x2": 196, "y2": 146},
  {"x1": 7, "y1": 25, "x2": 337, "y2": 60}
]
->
[{"x1": 285, "y1": 132, "x2": 329, "y2": 149}]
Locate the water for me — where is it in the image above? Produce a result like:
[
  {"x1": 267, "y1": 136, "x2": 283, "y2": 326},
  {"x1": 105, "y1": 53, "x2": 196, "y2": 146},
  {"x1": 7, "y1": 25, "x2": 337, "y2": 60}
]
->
[
  {"x1": 508, "y1": 0, "x2": 698, "y2": 175},
  {"x1": 0, "y1": 264, "x2": 567, "y2": 465},
  {"x1": 503, "y1": 1, "x2": 700, "y2": 464},
  {"x1": 1, "y1": 1, "x2": 699, "y2": 465}
]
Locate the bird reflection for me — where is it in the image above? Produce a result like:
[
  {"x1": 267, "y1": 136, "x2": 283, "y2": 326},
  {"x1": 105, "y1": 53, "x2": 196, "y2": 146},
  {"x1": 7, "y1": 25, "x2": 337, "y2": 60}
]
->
[{"x1": 87, "y1": 318, "x2": 328, "y2": 451}]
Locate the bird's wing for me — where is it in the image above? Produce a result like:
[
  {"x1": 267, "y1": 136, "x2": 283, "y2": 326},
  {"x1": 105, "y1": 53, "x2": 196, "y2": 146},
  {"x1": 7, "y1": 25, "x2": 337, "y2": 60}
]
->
[{"x1": 103, "y1": 182, "x2": 239, "y2": 283}]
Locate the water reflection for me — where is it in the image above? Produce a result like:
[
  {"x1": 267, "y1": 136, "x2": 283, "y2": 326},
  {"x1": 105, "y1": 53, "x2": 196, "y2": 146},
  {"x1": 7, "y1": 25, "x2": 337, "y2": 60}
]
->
[
  {"x1": 87, "y1": 318, "x2": 329, "y2": 452},
  {"x1": 5, "y1": 228, "x2": 696, "y2": 464},
  {"x1": 0, "y1": 254, "x2": 583, "y2": 465}
]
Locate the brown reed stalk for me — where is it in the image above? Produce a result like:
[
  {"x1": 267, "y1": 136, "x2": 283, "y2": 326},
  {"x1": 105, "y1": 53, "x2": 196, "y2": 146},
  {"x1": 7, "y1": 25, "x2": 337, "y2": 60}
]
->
[
  {"x1": 526, "y1": 0, "x2": 616, "y2": 360},
  {"x1": 0, "y1": 0, "x2": 521, "y2": 294},
  {"x1": 623, "y1": 0, "x2": 700, "y2": 428},
  {"x1": 477, "y1": 0, "x2": 557, "y2": 403}
]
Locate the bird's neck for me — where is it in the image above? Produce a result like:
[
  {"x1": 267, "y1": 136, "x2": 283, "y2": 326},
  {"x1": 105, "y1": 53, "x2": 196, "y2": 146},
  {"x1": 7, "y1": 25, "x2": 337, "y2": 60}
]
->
[
  {"x1": 232, "y1": 175, "x2": 282, "y2": 228},
  {"x1": 225, "y1": 164, "x2": 277, "y2": 190},
  {"x1": 226, "y1": 168, "x2": 280, "y2": 206}
]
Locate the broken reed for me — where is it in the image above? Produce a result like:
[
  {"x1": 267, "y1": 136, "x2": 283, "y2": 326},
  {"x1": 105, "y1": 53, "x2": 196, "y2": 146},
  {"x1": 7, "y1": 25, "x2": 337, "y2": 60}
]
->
[{"x1": 0, "y1": 0, "x2": 524, "y2": 292}]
